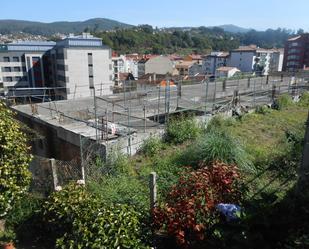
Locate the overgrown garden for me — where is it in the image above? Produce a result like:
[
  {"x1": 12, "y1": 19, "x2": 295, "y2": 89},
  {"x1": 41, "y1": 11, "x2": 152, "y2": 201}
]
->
[{"x1": 1, "y1": 92, "x2": 309, "y2": 248}]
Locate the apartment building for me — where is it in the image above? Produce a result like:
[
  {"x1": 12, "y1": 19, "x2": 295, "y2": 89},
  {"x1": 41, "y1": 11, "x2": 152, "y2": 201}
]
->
[
  {"x1": 112, "y1": 54, "x2": 138, "y2": 85},
  {"x1": 49, "y1": 33, "x2": 113, "y2": 99},
  {"x1": 202, "y1": 52, "x2": 230, "y2": 75},
  {"x1": 0, "y1": 41, "x2": 55, "y2": 90},
  {"x1": 229, "y1": 45, "x2": 284, "y2": 75},
  {"x1": 0, "y1": 33, "x2": 113, "y2": 100},
  {"x1": 283, "y1": 34, "x2": 309, "y2": 72}
]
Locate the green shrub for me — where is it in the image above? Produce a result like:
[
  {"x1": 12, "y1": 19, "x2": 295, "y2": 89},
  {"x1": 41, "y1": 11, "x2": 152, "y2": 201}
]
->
[
  {"x1": 206, "y1": 115, "x2": 236, "y2": 133},
  {"x1": 5, "y1": 194, "x2": 43, "y2": 229},
  {"x1": 276, "y1": 94, "x2": 294, "y2": 110},
  {"x1": 181, "y1": 131, "x2": 253, "y2": 172},
  {"x1": 139, "y1": 136, "x2": 164, "y2": 157},
  {"x1": 255, "y1": 105, "x2": 271, "y2": 115},
  {"x1": 298, "y1": 91, "x2": 309, "y2": 107},
  {"x1": 165, "y1": 115, "x2": 201, "y2": 144},
  {"x1": 0, "y1": 229, "x2": 16, "y2": 243},
  {"x1": 88, "y1": 175, "x2": 149, "y2": 211},
  {"x1": 0, "y1": 102, "x2": 32, "y2": 218},
  {"x1": 88, "y1": 149, "x2": 132, "y2": 181},
  {"x1": 43, "y1": 183, "x2": 150, "y2": 249}
]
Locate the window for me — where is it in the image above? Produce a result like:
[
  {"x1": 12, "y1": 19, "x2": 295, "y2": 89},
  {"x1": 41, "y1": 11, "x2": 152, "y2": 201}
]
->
[
  {"x1": 14, "y1": 67, "x2": 21, "y2": 72},
  {"x1": 15, "y1": 76, "x2": 22, "y2": 81},
  {"x1": 12, "y1": 57, "x2": 20, "y2": 62},
  {"x1": 5, "y1": 77, "x2": 13, "y2": 82},
  {"x1": 88, "y1": 64, "x2": 93, "y2": 67},
  {"x1": 4, "y1": 67, "x2": 11, "y2": 72},
  {"x1": 289, "y1": 42, "x2": 299, "y2": 47},
  {"x1": 22, "y1": 67, "x2": 27, "y2": 72},
  {"x1": 3, "y1": 57, "x2": 10, "y2": 62},
  {"x1": 22, "y1": 76, "x2": 28, "y2": 81}
]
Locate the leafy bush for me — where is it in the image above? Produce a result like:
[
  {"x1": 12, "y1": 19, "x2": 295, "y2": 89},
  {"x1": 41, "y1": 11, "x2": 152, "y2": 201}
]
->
[
  {"x1": 88, "y1": 149, "x2": 132, "y2": 181},
  {"x1": 165, "y1": 115, "x2": 201, "y2": 144},
  {"x1": 0, "y1": 229, "x2": 16, "y2": 243},
  {"x1": 43, "y1": 183, "x2": 150, "y2": 249},
  {"x1": 206, "y1": 115, "x2": 236, "y2": 134},
  {"x1": 298, "y1": 91, "x2": 309, "y2": 107},
  {"x1": 0, "y1": 102, "x2": 32, "y2": 218},
  {"x1": 153, "y1": 161, "x2": 241, "y2": 247},
  {"x1": 139, "y1": 136, "x2": 164, "y2": 157},
  {"x1": 275, "y1": 94, "x2": 294, "y2": 110},
  {"x1": 181, "y1": 131, "x2": 253, "y2": 172},
  {"x1": 255, "y1": 105, "x2": 271, "y2": 115},
  {"x1": 88, "y1": 174, "x2": 149, "y2": 211}
]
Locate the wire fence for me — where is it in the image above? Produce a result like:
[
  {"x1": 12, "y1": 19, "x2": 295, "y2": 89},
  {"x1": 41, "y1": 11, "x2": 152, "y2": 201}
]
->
[{"x1": 27, "y1": 73, "x2": 309, "y2": 196}]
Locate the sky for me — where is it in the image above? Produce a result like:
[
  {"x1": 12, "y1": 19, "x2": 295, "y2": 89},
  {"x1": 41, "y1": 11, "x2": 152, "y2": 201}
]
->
[{"x1": 1, "y1": 0, "x2": 309, "y2": 31}]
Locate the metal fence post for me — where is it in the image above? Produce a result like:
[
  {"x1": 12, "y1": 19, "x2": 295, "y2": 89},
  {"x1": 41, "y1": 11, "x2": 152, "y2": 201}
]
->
[
  {"x1": 79, "y1": 135, "x2": 85, "y2": 182},
  {"x1": 205, "y1": 79, "x2": 209, "y2": 114}
]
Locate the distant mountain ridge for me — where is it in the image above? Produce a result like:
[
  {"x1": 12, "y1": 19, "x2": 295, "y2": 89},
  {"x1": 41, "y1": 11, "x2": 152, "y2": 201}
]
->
[
  {"x1": 214, "y1": 24, "x2": 251, "y2": 33},
  {"x1": 0, "y1": 18, "x2": 133, "y2": 36}
]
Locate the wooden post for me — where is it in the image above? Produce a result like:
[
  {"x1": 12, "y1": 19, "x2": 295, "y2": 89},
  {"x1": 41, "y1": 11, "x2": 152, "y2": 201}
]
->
[
  {"x1": 149, "y1": 172, "x2": 157, "y2": 211},
  {"x1": 50, "y1": 158, "x2": 59, "y2": 190}
]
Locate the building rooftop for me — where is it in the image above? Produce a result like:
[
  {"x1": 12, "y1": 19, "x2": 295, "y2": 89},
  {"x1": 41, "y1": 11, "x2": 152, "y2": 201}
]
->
[
  {"x1": 0, "y1": 40, "x2": 56, "y2": 52},
  {"x1": 175, "y1": 61, "x2": 196, "y2": 69},
  {"x1": 209, "y1": 51, "x2": 230, "y2": 57},
  {"x1": 288, "y1": 35, "x2": 302, "y2": 41},
  {"x1": 216, "y1": 66, "x2": 239, "y2": 72},
  {"x1": 232, "y1": 45, "x2": 257, "y2": 52}
]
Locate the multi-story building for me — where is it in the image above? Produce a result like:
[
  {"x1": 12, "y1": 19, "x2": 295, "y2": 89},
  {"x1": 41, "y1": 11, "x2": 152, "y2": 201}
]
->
[
  {"x1": 0, "y1": 41, "x2": 56, "y2": 90},
  {"x1": 229, "y1": 45, "x2": 284, "y2": 75},
  {"x1": 202, "y1": 52, "x2": 230, "y2": 75},
  {"x1": 138, "y1": 56, "x2": 174, "y2": 78},
  {"x1": 283, "y1": 34, "x2": 309, "y2": 72},
  {"x1": 0, "y1": 33, "x2": 113, "y2": 100},
  {"x1": 112, "y1": 54, "x2": 139, "y2": 85},
  {"x1": 49, "y1": 33, "x2": 113, "y2": 99}
]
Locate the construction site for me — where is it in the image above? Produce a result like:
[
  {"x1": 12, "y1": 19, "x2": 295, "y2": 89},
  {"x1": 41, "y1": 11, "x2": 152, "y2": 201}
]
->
[{"x1": 10, "y1": 72, "x2": 309, "y2": 173}]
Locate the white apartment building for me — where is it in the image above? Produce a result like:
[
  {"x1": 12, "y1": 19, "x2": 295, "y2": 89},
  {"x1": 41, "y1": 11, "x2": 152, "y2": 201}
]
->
[
  {"x1": 112, "y1": 54, "x2": 138, "y2": 85},
  {"x1": 228, "y1": 45, "x2": 284, "y2": 75},
  {"x1": 51, "y1": 33, "x2": 113, "y2": 99},
  {"x1": 202, "y1": 52, "x2": 230, "y2": 75}
]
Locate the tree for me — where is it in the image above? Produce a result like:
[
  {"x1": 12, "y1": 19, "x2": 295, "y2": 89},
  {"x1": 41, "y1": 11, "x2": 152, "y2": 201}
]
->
[{"x1": 0, "y1": 102, "x2": 32, "y2": 218}]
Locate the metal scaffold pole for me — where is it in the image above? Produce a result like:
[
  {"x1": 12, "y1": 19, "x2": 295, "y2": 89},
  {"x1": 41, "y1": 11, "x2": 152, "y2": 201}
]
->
[{"x1": 92, "y1": 87, "x2": 98, "y2": 143}]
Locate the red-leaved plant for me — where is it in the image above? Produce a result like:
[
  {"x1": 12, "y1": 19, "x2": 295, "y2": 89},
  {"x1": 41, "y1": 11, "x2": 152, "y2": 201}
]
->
[{"x1": 153, "y1": 161, "x2": 241, "y2": 247}]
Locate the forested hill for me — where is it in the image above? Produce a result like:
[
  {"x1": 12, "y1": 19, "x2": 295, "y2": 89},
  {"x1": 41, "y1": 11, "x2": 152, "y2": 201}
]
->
[
  {"x1": 0, "y1": 18, "x2": 133, "y2": 35},
  {"x1": 95, "y1": 25, "x2": 303, "y2": 54}
]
